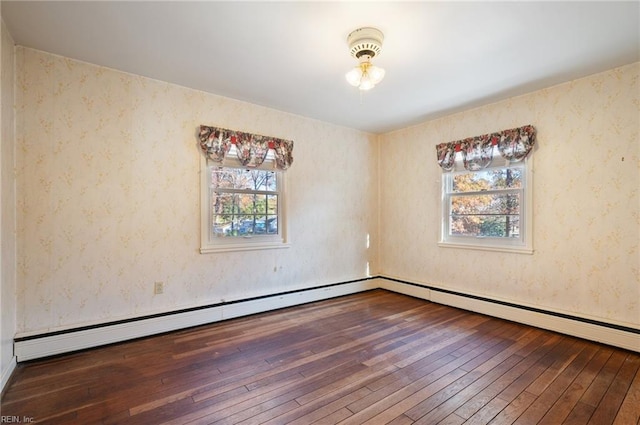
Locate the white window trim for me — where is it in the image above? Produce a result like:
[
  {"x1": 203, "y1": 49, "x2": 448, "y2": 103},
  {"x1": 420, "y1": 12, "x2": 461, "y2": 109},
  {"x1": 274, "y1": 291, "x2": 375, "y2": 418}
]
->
[
  {"x1": 438, "y1": 154, "x2": 533, "y2": 254},
  {"x1": 200, "y1": 154, "x2": 290, "y2": 254}
]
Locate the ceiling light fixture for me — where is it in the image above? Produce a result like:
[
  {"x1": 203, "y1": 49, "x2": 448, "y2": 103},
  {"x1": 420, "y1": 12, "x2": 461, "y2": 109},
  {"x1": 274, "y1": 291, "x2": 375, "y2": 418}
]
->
[{"x1": 345, "y1": 27, "x2": 385, "y2": 91}]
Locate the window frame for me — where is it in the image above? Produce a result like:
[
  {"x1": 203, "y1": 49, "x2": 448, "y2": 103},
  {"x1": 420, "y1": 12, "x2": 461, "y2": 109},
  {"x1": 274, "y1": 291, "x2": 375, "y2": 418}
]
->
[
  {"x1": 200, "y1": 152, "x2": 289, "y2": 254},
  {"x1": 439, "y1": 153, "x2": 533, "y2": 254}
]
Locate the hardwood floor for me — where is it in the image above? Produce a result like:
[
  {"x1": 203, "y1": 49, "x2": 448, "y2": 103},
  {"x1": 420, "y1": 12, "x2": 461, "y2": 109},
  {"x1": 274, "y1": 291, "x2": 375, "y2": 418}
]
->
[{"x1": 2, "y1": 290, "x2": 639, "y2": 424}]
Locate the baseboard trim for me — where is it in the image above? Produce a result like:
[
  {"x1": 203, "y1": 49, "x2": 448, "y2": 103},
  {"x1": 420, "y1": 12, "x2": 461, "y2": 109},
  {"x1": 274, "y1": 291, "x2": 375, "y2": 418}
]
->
[
  {"x1": 379, "y1": 277, "x2": 640, "y2": 353},
  {"x1": 13, "y1": 275, "x2": 639, "y2": 361},
  {"x1": 14, "y1": 278, "x2": 378, "y2": 362},
  {"x1": 1, "y1": 355, "x2": 17, "y2": 393}
]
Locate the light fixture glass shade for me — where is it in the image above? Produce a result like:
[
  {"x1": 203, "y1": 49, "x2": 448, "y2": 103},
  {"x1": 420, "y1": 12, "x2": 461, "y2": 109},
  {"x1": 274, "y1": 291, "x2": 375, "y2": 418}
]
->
[
  {"x1": 344, "y1": 61, "x2": 385, "y2": 91},
  {"x1": 359, "y1": 77, "x2": 374, "y2": 91},
  {"x1": 345, "y1": 67, "x2": 363, "y2": 87},
  {"x1": 368, "y1": 65, "x2": 385, "y2": 85}
]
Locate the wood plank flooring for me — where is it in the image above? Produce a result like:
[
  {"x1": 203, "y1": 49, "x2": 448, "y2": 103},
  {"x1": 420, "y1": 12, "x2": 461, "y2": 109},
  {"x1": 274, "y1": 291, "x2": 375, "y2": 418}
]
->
[{"x1": 2, "y1": 290, "x2": 639, "y2": 424}]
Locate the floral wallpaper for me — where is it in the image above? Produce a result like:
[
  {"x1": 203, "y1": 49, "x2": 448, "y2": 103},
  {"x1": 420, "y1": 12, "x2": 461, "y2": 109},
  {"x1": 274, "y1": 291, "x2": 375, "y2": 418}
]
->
[
  {"x1": 1, "y1": 18, "x2": 17, "y2": 380},
  {"x1": 12, "y1": 44, "x2": 639, "y2": 338},
  {"x1": 380, "y1": 62, "x2": 639, "y2": 327},
  {"x1": 15, "y1": 47, "x2": 379, "y2": 335}
]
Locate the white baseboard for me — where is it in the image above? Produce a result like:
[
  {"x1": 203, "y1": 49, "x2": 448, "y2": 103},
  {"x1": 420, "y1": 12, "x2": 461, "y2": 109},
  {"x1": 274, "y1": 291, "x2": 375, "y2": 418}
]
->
[
  {"x1": 379, "y1": 278, "x2": 640, "y2": 353},
  {"x1": 13, "y1": 277, "x2": 639, "y2": 362},
  {"x1": 378, "y1": 278, "x2": 431, "y2": 300},
  {"x1": 1, "y1": 355, "x2": 17, "y2": 392},
  {"x1": 14, "y1": 279, "x2": 377, "y2": 362}
]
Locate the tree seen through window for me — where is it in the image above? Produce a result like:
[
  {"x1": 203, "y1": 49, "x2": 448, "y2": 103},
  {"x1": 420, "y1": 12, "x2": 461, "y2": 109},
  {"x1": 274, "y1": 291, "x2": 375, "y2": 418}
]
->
[
  {"x1": 450, "y1": 167, "x2": 522, "y2": 238},
  {"x1": 211, "y1": 168, "x2": 278, "y2": 237}
]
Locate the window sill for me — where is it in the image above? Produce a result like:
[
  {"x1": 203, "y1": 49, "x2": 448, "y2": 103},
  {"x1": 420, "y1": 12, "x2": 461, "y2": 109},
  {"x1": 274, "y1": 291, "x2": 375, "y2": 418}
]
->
[
  {"x1": 438, "y1": 241, "x2": 533, "y2": 255},
  {"x1": 201, "y1": 241, "x2": 290, "y2": 254}
]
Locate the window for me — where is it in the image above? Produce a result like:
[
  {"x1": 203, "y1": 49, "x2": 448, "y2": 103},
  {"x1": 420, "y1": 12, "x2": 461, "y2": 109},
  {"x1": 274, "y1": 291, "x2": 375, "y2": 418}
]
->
[
  {"x1": 200, "y1": 147, "x2": 288, "y2": 253},
  {"x1": 440, "y1": 153, "x2": 533, "y2": 253},
  {"x1": 436, "y1": 125, "x2": 536, "y2": 253}
]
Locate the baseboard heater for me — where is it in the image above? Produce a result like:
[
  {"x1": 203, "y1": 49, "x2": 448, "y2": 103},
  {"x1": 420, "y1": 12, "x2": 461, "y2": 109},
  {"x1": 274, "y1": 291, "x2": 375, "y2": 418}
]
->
[
  {"x1": 14, "y1": 276, "x2": 639, "y2": 362},
  {"x1": 378, "y1": 277, "x2": 639, "y2": 353},
  {"x1": 14, "y1": 279, "x2": 379, "y2": 362}
]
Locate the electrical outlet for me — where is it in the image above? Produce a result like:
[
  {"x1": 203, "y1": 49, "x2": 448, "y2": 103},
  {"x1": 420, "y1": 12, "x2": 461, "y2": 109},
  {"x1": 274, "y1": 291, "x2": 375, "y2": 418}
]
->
[{"x1": 154, "y1": 281, "x2": 164, "y2": 295}]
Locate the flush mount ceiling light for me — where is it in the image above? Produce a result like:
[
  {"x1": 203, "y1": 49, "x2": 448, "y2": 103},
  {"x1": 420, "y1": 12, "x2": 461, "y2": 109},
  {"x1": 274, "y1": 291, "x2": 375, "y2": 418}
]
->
[{"x1": 345, "y1": 27, "x2": 385, "y2": 91}]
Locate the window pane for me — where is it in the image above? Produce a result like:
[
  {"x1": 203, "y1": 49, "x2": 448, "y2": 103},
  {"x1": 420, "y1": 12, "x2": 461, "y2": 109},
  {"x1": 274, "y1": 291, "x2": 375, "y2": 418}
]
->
[
  {"x1": 451, "y1": 193, "x2": 520, "y2": 215},
  {"x1": 452, "y1": 167, "x2": 522, "y2": 192},
  {"x1": 210, "y1": 192, "x2": 280, "y2": 234},
  {"x1": 207, "y1": 165, "x2": 281, "y2": 241},
  {"x1": 450, "y1": 215, "x2": 520, "y2": 238},
  {"x1": 441, "y1": 160, "x2": 531, "y2": 251},
  {"x1": 236, "y1": 193, "x2": 264, "y2": 214},
  {"x1": 266, "y1": 195, "x2": 278, "y2": 215},
  {"x1": 253, "y1": 215, "x2": 267, "y2": 234},
  {"x1": 262, "y1": 172, "x2": 277, "y2": 191},
  {"x1": 266, "y1": 216, "x2": 278, "y2": 234},
  {"x1": 212, "y1": 192, "x2": 238, "y2": 216},
  {"x1": 212, "y1": 195, "x2": 233, "y2": 236},
  {"x1": 212, "y1": 168, "x2": 277, "y2": 191}
]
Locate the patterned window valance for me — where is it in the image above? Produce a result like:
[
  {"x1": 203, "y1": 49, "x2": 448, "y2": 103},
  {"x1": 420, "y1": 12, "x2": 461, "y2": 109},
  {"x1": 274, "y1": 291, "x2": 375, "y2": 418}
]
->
[
  {"x1": 198, "y1": 125, "x2": 294, "y2": 170},
  {"x1": 436, "y1": 125, "x2": 536, "y2": 172}
]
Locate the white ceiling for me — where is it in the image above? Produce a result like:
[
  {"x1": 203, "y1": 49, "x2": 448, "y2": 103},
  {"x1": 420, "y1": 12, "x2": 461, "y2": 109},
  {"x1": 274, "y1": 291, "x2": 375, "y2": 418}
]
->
[{"x1": 2, "y1": 1, "x2": 639, "y2": 134}]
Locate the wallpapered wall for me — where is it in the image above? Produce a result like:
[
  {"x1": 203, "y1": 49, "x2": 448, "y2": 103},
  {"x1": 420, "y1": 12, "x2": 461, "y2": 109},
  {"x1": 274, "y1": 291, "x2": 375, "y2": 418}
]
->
[
  {"x1": 15, "y1": 47, "x2": 379, "y2": 335},
  {"x1": 379, "y1": 62, "x2": 639, "y2": 327},
  {"x1": 10, "y1": 45, "x2": 640, "y2": 338},
  {"x1": 1, "y1": 17, "x2": 17, "y2": 383}
]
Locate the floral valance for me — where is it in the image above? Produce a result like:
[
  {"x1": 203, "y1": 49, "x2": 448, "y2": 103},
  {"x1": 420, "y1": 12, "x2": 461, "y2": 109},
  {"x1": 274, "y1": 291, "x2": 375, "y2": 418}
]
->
[
  {"x1": 198, "y1": 125, "x2": 294, "y2": 170},
  {"x1": 436, "y1": 125, "x2": 536, "y2": 172}
]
